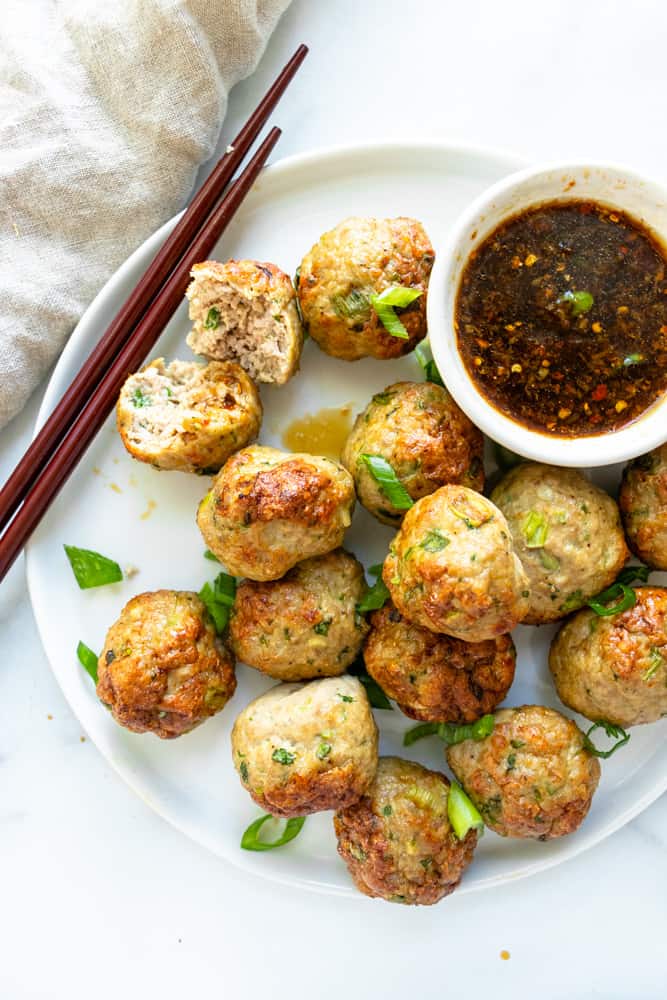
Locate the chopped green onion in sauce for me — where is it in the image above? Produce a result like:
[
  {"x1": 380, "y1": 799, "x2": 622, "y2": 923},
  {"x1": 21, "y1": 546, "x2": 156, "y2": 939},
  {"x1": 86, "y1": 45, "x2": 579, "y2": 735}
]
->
[
  {"x1": 447, "y1": 782, "x2": 484, "y2": 840},
  {"x1": 76, "y1": 641, "x2": 99, "y2": 683},
  {"x1": 199, "y1": 571, "x2": 236, "y2": 633},
  {"x1": 370, "y1": 285, "x2": 422, "y2": 339},
  {"x1": 557, "y1": 289, "x2": 594, "y2": 316},
  {"x1": 64, "y1": 545, "x2": 123, "y2": 589},
  {"x1": 241, "y1": 813, "x2": 306, "y2": 852},
  {"x1": 583, "y1": 720, "x2": 630, "y2": 758},
  {"x1": 360, "y1": 454, "x2": 414, "y2": 510}
]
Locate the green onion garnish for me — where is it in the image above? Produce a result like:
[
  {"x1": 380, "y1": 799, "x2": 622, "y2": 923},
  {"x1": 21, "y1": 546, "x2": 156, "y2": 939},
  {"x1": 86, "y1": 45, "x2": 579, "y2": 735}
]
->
[
  {"x1": 203, "y1": 549, "x2": 220, "y2": 562},
  {"x1": 77, "y1": 641, "x2": 99, "y2": 683},
  {"x1": 241, "y1": 814, "x2": 306, "y2": 852},
  {"x1": 522, "y1": 511, "x2": 548, "y2": 548},
  {"x1": 583, "y1": 720, "x2": 630, "y2": 758},
  {"x1": 199, "y1": 571, "x2": 236, "y2": 633},
  {"x1": 419, "y1": 529, "x2": 450, "y2": 552},
  {"x1": 415, "y1": 341, "x2": 444, "y2": 386},
  {"x1": 447, "y1": 782, "x2": 484, "y2": 840},
  {"x1": 64, "y1": 545, "x2": 123, "y2": 590},
  {"x1": 586, "y1": 567, "x2": 649, "y2": 618},
  {"x1": 558, "y1": 289, "x2": 594, "y2": 316},
  {"x1": 356, "y1": 562, "x2": 390, "y2": 615},
  {"x1": 360, "y1": 454, "x2": 414, "y2": 510},
  {"x1": 403, "y1": 714, "x2": 494, "y2": 747},
  {"x1": 204, "y1": 306, "x2": 221, "y2": 329},
  {"x1": 616, "y1": 565, "x2": 651, "y2": 586},
  {"x1": 348, "y1": 657, "x2": 393, "y2": 710},
  {"x1": 370, "y1": 285, "x2": 423, "y2": 339}
]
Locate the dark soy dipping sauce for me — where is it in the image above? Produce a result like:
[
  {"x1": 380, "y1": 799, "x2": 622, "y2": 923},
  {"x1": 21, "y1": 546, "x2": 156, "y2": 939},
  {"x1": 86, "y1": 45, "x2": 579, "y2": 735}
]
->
[{"x1": 455, "y1": 200, "x2": 667, "y2": 436}]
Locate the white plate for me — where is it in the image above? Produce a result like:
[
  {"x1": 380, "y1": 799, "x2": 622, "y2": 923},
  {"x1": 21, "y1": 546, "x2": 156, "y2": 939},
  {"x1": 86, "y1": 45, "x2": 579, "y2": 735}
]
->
[{"x1": 27, "y1": 141, "x2": 667, "y2": 898}]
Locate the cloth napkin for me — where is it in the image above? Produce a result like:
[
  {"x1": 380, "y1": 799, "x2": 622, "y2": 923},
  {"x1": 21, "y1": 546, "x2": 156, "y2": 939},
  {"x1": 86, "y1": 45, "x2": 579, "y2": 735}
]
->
[{"x1": 0, "y1": 0, "x2": 291, "y2": 431}]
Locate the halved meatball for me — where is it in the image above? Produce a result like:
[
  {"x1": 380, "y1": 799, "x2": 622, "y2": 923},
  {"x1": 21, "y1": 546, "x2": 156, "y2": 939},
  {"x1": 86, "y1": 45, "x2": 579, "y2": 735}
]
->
[
  {"x1": 229, "y1": 549, "x2": 369, "y2": 681},
  {"x1": 363, "y1": 602, "x2": 516, "y2": 722},
  {"x1": 491, "y1": 463, "x2": 628, "y2": 624},
  {"x1": 186, "y1": 259, "x2": 303, "y2": 384},
  {"x1": 297, "y1": 217, "x2": 433, "y2": 361},
  {"x1": 446, "y1": 705, "x2": 601, "y2": 839},
  {"x1": 549, "y1": 586, "x2": 667, "y2": 727},
  {"x1": 231, "y1": 675, "x2": 378, "y2": 817},
  {"x1": 197, "y1": 445, "x2": 356, "y2": 581},
  {"x1": 116, "y1": 358, "x2": 262, "y2": 474},
  {"x1": 334, "y1": 756, "x2": 478, "y2": 905},
  {"x1": 383, "y1": 485, "x2": 530, "y2": 641},
  {"x1": 341, "y1": 381, "x2": 484, "y2": 526},
  {"x1": 620, "y1": 444, "x2": 667, "y2": 570},
  {"x1": 97, "y1": 590, "x2": 236, "y2": 738}
]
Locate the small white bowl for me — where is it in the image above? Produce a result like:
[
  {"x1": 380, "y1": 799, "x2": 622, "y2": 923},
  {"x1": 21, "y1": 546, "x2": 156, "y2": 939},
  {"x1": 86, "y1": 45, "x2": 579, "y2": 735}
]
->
[{"x1": 427, "y1": 161, "x2": 667, "y2": 467}]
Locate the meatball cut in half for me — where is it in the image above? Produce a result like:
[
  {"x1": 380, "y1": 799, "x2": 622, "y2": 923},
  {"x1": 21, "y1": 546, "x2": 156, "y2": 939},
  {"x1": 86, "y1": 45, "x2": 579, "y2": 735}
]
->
[
  {"x1": 334, "y1": 757, "x2": 478, "y2": 905},
  {"x1": 383, "y1": 485, "x2": 530, "y2": 641},
  {"x1": 117, "y1": 358, "x2": 262, "y2": 474},
  {"x1": 198, "y1": 445, "x2": 356, "y2": 581},
  {"x1": 447, "y1": 705, "x2": 601, "y2": 840},
  {"x1": 297, "y1": 216, "x2": 434, "y2": 362},
  {"x1": 186, "y1": 259, "x2": 303, "y2": 384},
  {"x1": 341, "y1": 381, "x2": 484, "y2": 526},
  {"x1": 549, "y1": 586, "x2": 667, "y2": 727},
  {"x1": 620, "y1": 444, "x2": 667, "y2": 570},
  {"x1": 491, "y1": 463, "x2": 628, "y2": 624},
  {"x1": 231, "y1": 675, "x2": 378, "y2": 817},
  {"x1": 97, "y1": 590, "x2": 236, "y2": 739},
  {"x1": 364, "y1": 602, "x2": 516, "y2": 722},
  {"x1": 229, "y1": 549, "x2": 369, "y2": 681}
]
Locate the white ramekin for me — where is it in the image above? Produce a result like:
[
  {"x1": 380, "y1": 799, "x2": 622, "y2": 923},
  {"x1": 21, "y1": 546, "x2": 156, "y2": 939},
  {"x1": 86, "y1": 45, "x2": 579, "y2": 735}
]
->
[{"x1": 427, "y1": 161, "x2": 667, "y2": 467}]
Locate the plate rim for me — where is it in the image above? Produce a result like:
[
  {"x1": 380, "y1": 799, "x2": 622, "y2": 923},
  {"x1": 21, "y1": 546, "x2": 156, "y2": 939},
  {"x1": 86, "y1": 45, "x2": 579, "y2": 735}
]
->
[{"x1": 25, "y1": 137, "x2": 667, "y2": 897}]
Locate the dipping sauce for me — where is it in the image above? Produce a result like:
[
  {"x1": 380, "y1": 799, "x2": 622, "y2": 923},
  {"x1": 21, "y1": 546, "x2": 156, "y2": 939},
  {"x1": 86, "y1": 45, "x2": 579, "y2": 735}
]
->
[
  {"x1": 455, "y1": 200, "x2": 667, "y2": 435},
  {"x1": 281, "y1": 404, "x2": 353, "y2": 461}
]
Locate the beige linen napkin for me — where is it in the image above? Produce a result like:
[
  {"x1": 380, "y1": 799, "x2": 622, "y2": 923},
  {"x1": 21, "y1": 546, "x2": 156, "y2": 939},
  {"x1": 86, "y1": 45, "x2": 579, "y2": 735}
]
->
[{"x1": 0, "y1": 0, "x2": 291, "y2": 430}]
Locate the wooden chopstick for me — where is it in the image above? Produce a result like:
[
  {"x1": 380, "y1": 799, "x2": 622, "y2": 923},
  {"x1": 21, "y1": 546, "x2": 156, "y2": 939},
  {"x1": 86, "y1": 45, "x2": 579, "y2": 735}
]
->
[
  {"x1": 0, "y1": 126, "x2": 282, "y2": 583},
  {"x1": 0, "y1": 43, "x2": 307, "y2": 536}
]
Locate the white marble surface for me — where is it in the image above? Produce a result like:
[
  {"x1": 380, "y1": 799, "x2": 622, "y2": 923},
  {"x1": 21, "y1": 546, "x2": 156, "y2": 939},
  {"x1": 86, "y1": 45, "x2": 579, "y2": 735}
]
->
[{"x1": 1, "y1": 1, "x2": 665, "y2": 997}]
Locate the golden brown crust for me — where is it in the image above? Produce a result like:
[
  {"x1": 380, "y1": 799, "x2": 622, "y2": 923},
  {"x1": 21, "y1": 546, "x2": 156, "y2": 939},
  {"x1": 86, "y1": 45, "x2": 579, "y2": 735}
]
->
[
  {"x1": 190, "y1": 258, "x2": 294, "y2": 297},
  {"x1": 619, "y1": 445, "x2": 667, "y2": 570},
  {"x1": 96, "y1": 590, "x2": 236, "y2": 739},
  {"x1": 364, "y1": 603, "x2": 516, "y2": 722},
  {"x1": 248, "y1": 762, "x2": 373, "y2": 818}
]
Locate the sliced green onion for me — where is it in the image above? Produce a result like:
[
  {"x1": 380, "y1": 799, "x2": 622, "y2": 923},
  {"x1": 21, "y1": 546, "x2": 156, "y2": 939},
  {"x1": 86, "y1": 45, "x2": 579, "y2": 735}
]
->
[
  {"x1": 77, "y1": 641, "x2": 99, "y2": 683},
  {"x1": 204, "y1": 306, "x2": 221, "y2": 329},
  {"x1": 272, "y1": 748, "x2": 295, "y2": 765},
  {"x1": 643, "y1": 647, "x2": 664, "y2": 681},
  {"x1": 616, "y1": 565, "x2": 650, "y2": 586},
  {"x1": 623, "y1": 353, "x2": 644, "y2": 367},
  {"x1": 539, "y1": 550, "x2": 560, "y2": 571},
  {"x1": 372, "y1": 391, "x2": 397, "y2": 405},
  {"x1": 131, "y1": 387, "x2": 151, "y2": 408},
  {"x1": 332, "y1": 288, "x2": 371, "y2": 319},
  {"x1": 64, "y1": 545, "x2": 123, "y2": 590},
  {"x1": 558, "y1": 289, "x2": 594, "y2": 316},
  {"x1": 203, "y1": 549, "x2": 220, "y2": 562},
  {"x1": 403, "y1": 721, "x2": 440, "y2": 746},
  {"x1": 356, "y1": 567, "x2": 390, "y2": 615},
  {"x1": 348, "y1": 657, "x2": 393, "y2": 710},
  {"x1": 522, "y1": 511, "x2": 548, "y2": 548},
  {"x1": 414, "y1": 341, "x2": 444, "y2": 386},
  {"x1": 370, "y1": 285, "x2": 423, "y2": 339},
  {"x1": 403, "y1": 714, "x2": 494, "y2": 747},
  {"x1": 588, "y1": 582, "x2": 636, "y2": 617},
  {"x1": 360, "y1": 454, "x2": 414, "y2": 510},
  {"x1": 419, "y1": 529, "x2": 450, "y2": 552},
  {"x1": 199, "y1": 572, "x2": 237, "y2": 633},
  {"x1": 560, "y1": 589, "x2": 584, "y2": 613},
  {"x1": 241, "y1": 814, "x2": 306, "y2": 852},
  {"x1": 583, "y1": 721, "x2": 630, "y2": 758},
  {"x1": 449, "y1": 501, "x2": 491, "y2": 529},
  {"x1": 447, "y1": 782, "x2": 484, "y2": 839}
]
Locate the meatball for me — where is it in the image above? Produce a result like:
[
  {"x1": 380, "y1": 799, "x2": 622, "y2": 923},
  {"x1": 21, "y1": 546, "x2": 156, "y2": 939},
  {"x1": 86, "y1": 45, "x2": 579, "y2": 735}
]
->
[
  {"x1": 383, "y1": 485, "x2": 530, "y2": 641},
  {"x1": 363, "y1": 602, "x2": 516, "y2": 722},
  {"x1": 186, "y1": 259, "x2": 303, "y2": 384},
  {"x1": 96, "y1": 590, "x2": 236, "y2": 738},
  {"x1": 620, "y1": 444, "x2": 667, "y2": 570},
  {"x1": 116, "y1": 358, "x2": 262, "y2": 474},
  {"x1": 549, "y1": 586, "x2": 667, "y2": 727},
  {"x1": 446, "y1": 705, "x2": 601, "y2": 839},
  {"x1": 231, "y1": 675, "x2": 378, "y2": 817},
  {"x1": 197, "y1": 445, "x2": 356, "y2": 581},
  {"x1": 334, "y1": 756, "x2": 477, "y2": 905},
  {"x1": 229, "y1": 549, "x2": 369, "y2": 681},
  {"x1": 491, "y1": 463, "x2": 628, "y2": 624},
  {"x1": 297, "y1": 217, "x2": 433, "y2": 361},
  {"x1": 341, "y1": 381, "x2": 484, "y2": 526}
]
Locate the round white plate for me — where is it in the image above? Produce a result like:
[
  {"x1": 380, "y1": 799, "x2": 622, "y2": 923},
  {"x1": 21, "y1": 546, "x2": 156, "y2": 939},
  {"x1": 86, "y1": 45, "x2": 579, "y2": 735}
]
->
[{"x1": 27, "y1": 141, "x2": 667, "y2": 897}]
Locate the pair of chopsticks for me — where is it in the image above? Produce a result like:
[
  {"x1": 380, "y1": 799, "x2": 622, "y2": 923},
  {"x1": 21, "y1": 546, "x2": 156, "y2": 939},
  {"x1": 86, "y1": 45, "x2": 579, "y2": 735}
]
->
[{"x1": 0, "y1": 44, "x2": 308, "y2": 584}]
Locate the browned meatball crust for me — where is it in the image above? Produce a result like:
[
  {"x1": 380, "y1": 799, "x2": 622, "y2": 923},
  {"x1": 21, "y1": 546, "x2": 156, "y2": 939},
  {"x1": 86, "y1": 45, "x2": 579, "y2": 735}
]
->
[
  {"x1": 229, "y1": 549, "x2": 369, "y2": 681},
  {"x1": 446, "y1": 705, "x2": 601, "y2": 839},
  {"x1": 549, "y1": 586, "x2": 667, "y2": 727},
  {"x1": 298, "y1": 217, "x2": 434, "y2": 361},
  {"x1": 363, "y1": 602, "x2": 516, "y2": 722},
  {"x1": 341, "y1": 381, "x2": 484, "y2": 525},
  {"x1": 620, "y1": 445, "x2": 667, "y2": 570},
  {"x1": 97, "y1": 590, "x2": 236, "y2": 739},
  {"x1": 334, "y1": 756, "x2": 478, "y2": 905}
]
